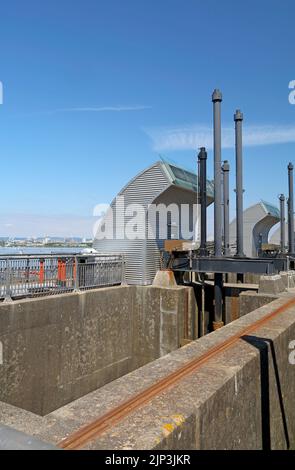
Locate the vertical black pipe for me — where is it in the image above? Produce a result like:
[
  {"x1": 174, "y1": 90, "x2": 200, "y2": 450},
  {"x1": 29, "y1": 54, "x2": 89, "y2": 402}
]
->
[
  {"x1": 198, "y1": 147, "x2": 207, "y2": 256},
  {"x1": 234, "y1": 110, "x2": 245, "y2": 257},
  {"x1": 222, "y1": 160, "x2": 230, "y2": 256},
  {"x1": 212, "y1": 90, "x2": 223, "y2": 329},
  {"x1": 212, "y1": 89, "x2": 223, "y2": 257},
  {"x1": 288, "y1": 163, "x2": 294, "y2": 253},
  {"x1": 213, "y1": 274, "x2": 223, "y2": 329},
  {"x1": 279, "y1": 194, "x2": 285, "y2": 253}
]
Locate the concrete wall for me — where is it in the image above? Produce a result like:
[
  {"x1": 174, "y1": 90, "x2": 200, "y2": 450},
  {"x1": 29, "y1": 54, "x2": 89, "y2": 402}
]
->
[
  {"x1": 30, "y1": 293, "x2": 293, "y2": 450},
  {"x1": 239, "y1": 291, "x2": 279, "y2": 316},
  {"x1": 0, "y1": 285, "x2": 196, "y2": 416}
]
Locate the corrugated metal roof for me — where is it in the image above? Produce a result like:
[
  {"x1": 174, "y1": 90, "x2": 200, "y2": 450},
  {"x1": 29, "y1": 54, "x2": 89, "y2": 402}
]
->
[
  {"x1": 161, "y1": 160, "x2": 214, "y2": 198},
  {"x1": 261, "y1": 200, "x2": 280, "y2": 219}
]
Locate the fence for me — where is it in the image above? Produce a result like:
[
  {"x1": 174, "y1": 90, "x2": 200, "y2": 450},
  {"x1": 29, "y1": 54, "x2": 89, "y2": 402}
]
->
[{"x1": 0, "y1": 254, "x2": 125, "y2": 300}]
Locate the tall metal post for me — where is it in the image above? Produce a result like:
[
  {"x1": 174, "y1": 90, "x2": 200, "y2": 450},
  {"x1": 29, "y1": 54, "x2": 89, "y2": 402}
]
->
[
  {"x1": 234, "y1": 109, "x2": 245, "y2": 257},
  {"x1": 198, "y1": 147, "x2": 208, "y2": 256},
  {"x1": 212, "y1": 89, "x2": 223, "y2": 257},
  {"x1": 222, "y1": 160, "x2": 230, "y2": 256},
  {"x1": 288, "y1": 163, "x2": 294, "y2": 254},
  {"x1": 212, "y1": 89, "x2": 223, "y2": 329},
  {"x1": 279, "y1": 194, "x2": 286, "y2": 253}
]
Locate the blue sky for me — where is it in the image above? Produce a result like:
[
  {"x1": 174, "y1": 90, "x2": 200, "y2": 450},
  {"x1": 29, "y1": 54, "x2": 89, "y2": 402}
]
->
[{"x1": 0, "y1": 0, "x2": 295, "y2": 236}]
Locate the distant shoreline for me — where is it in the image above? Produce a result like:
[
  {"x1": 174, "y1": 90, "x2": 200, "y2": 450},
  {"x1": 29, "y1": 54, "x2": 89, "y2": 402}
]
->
[
  {"x1": 0, "y1": 246, "x2": 93, "y2": 255},
  {"x1": 0, "y1": 243, "x2": 92, "y2": 248}
]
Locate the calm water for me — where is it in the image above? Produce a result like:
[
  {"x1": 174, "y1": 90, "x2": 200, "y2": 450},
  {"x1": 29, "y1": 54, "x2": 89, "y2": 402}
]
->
[{"x1": 0, "y1": 246, "x2": 83, "y2": 255}]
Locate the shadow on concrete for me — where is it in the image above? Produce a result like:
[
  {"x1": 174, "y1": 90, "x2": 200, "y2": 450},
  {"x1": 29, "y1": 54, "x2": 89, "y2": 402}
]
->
[{"x1": 241, "y1": 335, "x2": 290, "y2": 450}]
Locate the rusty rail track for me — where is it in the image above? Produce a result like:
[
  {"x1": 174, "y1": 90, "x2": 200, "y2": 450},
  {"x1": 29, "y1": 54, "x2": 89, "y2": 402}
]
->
[{"x1": 59, "y1": 296, "x2": 295, "y2": 450}]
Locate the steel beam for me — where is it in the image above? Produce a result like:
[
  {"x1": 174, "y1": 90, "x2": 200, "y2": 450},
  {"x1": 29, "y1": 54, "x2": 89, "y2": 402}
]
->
[{"x1": 171, "y1": 256, "x2": 287, "y2": 275}]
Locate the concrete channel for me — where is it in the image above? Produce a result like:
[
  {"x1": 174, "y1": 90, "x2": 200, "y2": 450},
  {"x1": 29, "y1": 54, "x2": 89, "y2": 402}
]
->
[{"x1": 0, "y1": 273, "x2": 295, "y2": 449}]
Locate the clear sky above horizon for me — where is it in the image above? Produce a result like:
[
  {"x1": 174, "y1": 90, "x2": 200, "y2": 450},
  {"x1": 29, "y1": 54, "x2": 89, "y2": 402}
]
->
[{"x1": 1, "y1": 0, "x2": 295, "y2": 236}]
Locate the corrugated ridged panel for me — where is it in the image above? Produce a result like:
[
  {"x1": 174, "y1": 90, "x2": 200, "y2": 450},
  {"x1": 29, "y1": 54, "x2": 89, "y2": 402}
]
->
[{"x1": 93, "y1": 163, "x2": 170, "y2": 285}]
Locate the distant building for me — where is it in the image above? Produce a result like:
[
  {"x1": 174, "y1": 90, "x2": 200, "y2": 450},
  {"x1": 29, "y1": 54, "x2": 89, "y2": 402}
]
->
[
  {"x1": 93, "y1": 160, "x2": 214, "y2": 285},
  {"x1": 229, "y1": 201, "x2": 280, "y2": 257}
]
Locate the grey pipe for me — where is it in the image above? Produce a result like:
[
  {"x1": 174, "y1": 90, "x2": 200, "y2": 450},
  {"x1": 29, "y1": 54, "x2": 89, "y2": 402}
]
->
[
  {"x1": 234, "y1": 110, "x2": 245, "y2": 257},
  {"x1": 212, "y1": 90, "x2": 223, "y2": 329},
  {"x1": 222, "y1": 160, "x2": 230, "y2": 256},
  {"x1": 212, "y1": 89, "x2": 223, "y2": 257},
  {"x1": 198, "y1": 147, "x2": 207, "y2": 256},
  {"x1": 279, "y1": 194, "x2": 285, "y2": 253},
  {"x1": 288, "y1": 163, "x2": 294, "y2": 253},
  {"x1": 213, "y1": 273, "x2": 223, "y2": 329}
]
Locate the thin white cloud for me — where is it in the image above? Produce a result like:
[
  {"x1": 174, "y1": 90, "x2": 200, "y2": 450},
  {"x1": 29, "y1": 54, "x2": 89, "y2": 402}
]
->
[
  {"x1": 145, "y1": 123, "x2": 295, "y2": 151},
  {"x1": 48, "y1": 105, "x2": 151, "y2": 114},
  {"x1": 20, "y1": 105, "x2": 151, "y2": 118}
]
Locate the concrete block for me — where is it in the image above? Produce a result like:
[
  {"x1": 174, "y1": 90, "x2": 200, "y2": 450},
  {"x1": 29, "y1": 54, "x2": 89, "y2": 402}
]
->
[
  {"x1": 152, "y1": 270, "x2": 177, "y2": 287},
  {"x1": 239, "y1": 291, "x2": 278, "y2": 316},
  {"x1": 288, "y1": 270, "x2": 295, "y2": 284},
  {"x1": 258, "y1": 275, "x2": 286, "y2": 295},
  {"x1": 279, "y1": 272, "x2": 295, "y2": 288}
]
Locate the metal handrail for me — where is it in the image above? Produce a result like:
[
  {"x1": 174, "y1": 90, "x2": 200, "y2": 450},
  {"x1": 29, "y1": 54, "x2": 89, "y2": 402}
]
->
[{"x1": 0, "y1": 253, "x2": 125, "y2": 300}]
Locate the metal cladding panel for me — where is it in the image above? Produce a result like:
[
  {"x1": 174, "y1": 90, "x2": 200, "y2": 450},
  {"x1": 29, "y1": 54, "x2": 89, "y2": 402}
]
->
[
  {"x1": 229, "y1": 201, "x2": 280, "y2": 257},
  {"x1": 94, "y1": 161, "x2": 214, "y2": 284},
  {"x1": 93, "y1": 163, "x2": 170, "y2": 284},
  {"x1": 270, "y1": 221, "x2": 293, "y2": 245}
]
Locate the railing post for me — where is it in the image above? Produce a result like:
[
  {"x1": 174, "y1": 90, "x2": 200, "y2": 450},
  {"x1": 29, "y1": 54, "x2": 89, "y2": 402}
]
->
[
  {"x1": 39, "y1": 259, "x2": 45, "y2": 284},
  {"x1": 74, "y1": 256, "x2": 80, "y2": 291},
  {"x1": 4, "y1": 258, "x2": 12, "y2": 302},
  {"x1": 121, "y1": 255, "x2": 127, "y2": 285}
]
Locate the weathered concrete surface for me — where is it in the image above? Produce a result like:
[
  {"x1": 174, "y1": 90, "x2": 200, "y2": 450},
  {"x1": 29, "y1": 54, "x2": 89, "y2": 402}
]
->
[
  {"x1": 0, "y1": 285, "x2": 196, "y2": 416},
  {"x1": 2, "y1": 292, "x2": 295, "y2": 450},
  {"x1": 258, "y1": 275, "x2": 286, "y2": 295},
  {"x1": 153, "y1": 270, "x2": 177, "y2": 287},
  {"x1": 227, "y1": 273, "x2": 295, "y2": 318},
  {"x1": 280, "y1": 271, "x2": 295, "y2": 289},
  {"x1": 239, "y1": 291, "x2": 279, "y2": 316},
  {"x1": 224, "y1": 284, "x2": 258, "y2": 324}
]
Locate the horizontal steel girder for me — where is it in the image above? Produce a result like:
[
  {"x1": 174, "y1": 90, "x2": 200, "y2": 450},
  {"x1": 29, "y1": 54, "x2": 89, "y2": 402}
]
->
[{"x1": 171, "y1": 256, "x2": 287, "y2": 274}]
